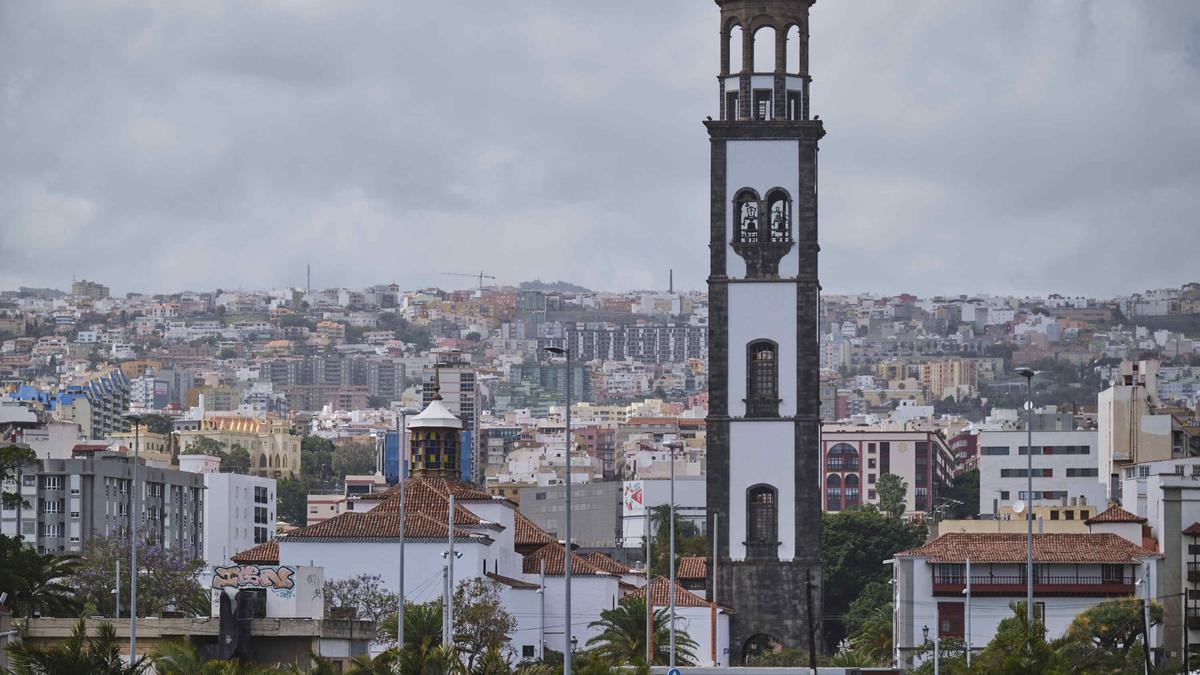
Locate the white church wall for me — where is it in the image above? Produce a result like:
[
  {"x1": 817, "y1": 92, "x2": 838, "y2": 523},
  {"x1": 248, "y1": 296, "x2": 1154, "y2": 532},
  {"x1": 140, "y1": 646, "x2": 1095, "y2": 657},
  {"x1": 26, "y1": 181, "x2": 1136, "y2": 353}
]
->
[
  {"x1": 728, "y1": 283, "x2": 799, "y2": 418},
  {"x1": 728, "y1": 421, "x2": 797, "y2": 561}
]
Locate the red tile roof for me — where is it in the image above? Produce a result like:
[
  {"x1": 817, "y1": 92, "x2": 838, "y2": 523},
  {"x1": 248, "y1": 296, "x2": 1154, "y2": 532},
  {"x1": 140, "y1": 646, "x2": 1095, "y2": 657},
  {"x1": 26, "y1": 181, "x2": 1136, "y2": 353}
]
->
[
  {"x1": 1184, "y1": 522, "x2": 1200, "y2": 536},
  {"x1": 522, "y1": 543, "x2": 608, "y2": 576},
  {"x1": 514, "y1": 511, "x2": 556, "y2": 547},
  {"x1": 231, "y1": 540, "x2": 280, "y2": 565},
  {"x1": 897, "y1": 533, "x2": 1157, "y2": 564},
  {"x1": 677, "y1": 556, "x2": 707, "y2": 580},
  {"x1": 284, "y1": 510, "x2": 489, "y2": 543},
  {"x1": 369, "y1": 477, "x2": 491, "y2": 528},
  {"x1": 624, "y1": 576, "x2": 724, "y2": 610},
  {"x1": 584, "y1": 552, "x2": 635, "y2": 575},
  {"x1": 1085, "y1": 506, "x2": 1147, "y2": 525}
]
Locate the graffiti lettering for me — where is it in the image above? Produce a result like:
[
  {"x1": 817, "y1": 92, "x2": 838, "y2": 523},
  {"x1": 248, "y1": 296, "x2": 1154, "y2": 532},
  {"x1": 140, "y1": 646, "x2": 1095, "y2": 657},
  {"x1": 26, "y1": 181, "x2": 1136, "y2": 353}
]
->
[{"x1": 212, "y1": 565, "x2": 296, "y2": 591}]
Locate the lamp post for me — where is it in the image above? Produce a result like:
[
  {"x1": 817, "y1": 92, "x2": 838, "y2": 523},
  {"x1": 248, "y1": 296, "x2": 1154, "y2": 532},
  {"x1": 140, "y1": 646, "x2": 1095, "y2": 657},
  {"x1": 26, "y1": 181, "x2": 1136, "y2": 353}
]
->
[
  {"x1": 124, "y1": 413, "x2": 142, "y2": 659},
  {"x1": 664, "y1": 439, "x2": 683, "y2": 668},
  {"x1": 395, "y1": 404, "x2": 420, "y2": 656},
  {"x1": 544, "y1": 345, "x2": 572, "y2": 675},
  {"x1": 1016, "y1": 367, "x2": 1036, "y2": 627}
]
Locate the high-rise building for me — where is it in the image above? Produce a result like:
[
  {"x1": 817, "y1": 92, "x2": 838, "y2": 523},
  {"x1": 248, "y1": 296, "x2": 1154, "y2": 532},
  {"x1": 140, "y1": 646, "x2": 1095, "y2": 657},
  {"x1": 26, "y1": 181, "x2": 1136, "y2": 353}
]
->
[
  {"x1": 70, "y1": 279, "x2": 110, "y2": 300},
  {"x1": 704, "y1": 0, "x2": 823, "y2": 661}
]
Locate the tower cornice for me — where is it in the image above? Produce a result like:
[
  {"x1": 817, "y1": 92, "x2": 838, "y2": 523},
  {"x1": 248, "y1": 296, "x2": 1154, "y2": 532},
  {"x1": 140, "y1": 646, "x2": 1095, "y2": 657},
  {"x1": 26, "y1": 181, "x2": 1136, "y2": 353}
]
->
[{"x1": 705, "y1": 120, "x2": 825, "y2": 141}]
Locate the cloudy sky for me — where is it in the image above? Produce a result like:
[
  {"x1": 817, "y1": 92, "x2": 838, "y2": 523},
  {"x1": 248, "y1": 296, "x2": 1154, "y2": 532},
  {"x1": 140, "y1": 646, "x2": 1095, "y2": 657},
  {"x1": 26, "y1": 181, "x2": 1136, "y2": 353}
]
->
[{"x1": 2, "y1": 1, "x2": 1198, "y2": 298}]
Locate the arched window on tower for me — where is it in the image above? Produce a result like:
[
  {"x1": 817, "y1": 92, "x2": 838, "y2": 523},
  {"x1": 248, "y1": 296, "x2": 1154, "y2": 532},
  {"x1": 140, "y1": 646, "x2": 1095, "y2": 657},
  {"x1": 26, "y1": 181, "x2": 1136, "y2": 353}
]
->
[
  {"x1": 826, "y1": 443, "x2": 859, "y2": 471},
  {"x1": 766, "y1": 189, "x2": 791, "y2": 243},
  {"x1": 826, "y1": 474, "x2": 843, "y2": 511},
  {"x1": 734, "y1": 189, "x2": 761, "y2": 243},
  {"x1": 746, "y1": 484, "x2": 778, "y2": 559},
  {"x1": 752, "y1": 26, "x2": 776, "y2": 74},
  {"x1": 728, "y1": 24, "x2": 743, "y2": 74},
  {"x1": 746, "y1": 339, "x2": 779, "y2": 417}
]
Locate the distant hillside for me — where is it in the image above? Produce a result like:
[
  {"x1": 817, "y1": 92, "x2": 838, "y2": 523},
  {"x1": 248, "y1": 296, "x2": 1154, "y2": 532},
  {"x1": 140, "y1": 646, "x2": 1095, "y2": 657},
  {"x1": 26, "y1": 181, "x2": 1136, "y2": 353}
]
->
[{"x1": 518, "y1": 279, "x2": 591, "y2": 293}]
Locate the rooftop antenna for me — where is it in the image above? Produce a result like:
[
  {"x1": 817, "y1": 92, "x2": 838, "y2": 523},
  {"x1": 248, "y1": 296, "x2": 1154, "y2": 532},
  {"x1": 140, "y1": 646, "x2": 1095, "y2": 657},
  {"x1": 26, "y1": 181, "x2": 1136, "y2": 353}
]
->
[{"x1": 669, "y1": 268, "x2": 673, "y2": 294}]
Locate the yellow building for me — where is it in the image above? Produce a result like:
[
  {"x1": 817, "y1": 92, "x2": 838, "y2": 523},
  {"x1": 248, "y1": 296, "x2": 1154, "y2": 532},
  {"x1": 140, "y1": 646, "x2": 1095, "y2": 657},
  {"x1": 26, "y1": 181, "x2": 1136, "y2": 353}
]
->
[
  {"x1": 108, "y1": 430, "x2": 174, "y2": 466},
  {"x1": 176, "y1": 416, "x2": 301, "y2": 479},
  {"x1": 919, "y1": 358, "x2": 979, "y2": 401}
]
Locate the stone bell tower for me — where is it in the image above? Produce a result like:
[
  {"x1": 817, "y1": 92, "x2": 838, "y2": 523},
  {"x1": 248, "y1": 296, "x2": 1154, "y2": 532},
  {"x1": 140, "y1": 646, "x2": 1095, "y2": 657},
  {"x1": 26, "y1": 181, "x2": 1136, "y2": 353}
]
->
[{"x1": 704, "y1": 0, "x2": 824, "y2": 663}]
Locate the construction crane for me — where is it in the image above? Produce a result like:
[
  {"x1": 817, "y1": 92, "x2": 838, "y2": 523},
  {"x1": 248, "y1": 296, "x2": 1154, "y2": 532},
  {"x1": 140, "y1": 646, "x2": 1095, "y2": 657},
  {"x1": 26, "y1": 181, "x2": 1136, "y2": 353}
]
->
[{"x1": 442, "y1": 271, "x2": 497, "y2": 293}]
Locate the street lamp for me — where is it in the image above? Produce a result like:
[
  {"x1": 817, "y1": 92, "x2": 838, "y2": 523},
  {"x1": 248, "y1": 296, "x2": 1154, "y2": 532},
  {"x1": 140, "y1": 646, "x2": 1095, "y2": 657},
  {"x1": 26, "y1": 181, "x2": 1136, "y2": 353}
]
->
[
  {"x1": 395, "y1": 404, "x2": 421, "y2": 654},
  {"x1": 663, "y1": 438, "x2": 684, "y2": 669},
  {"x1": 123, "y1": 413, "x2": 142, "y2": 659},
  {"x1": 1015, "y1": 367, "x2": 1037, "y2": 627},
  {"x1": 544, "y1": 345, "x2": 573, "y2": 675}
]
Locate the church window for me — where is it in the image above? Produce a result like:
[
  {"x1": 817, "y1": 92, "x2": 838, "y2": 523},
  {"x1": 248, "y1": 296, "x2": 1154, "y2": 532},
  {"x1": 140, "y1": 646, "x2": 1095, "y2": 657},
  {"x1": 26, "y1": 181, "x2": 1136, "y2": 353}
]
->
[
  {"x1": 734, "y1": 190, "x2": 761, "y2": 243},
  {"x1": 746, "y1": 484, "x2": 778, "y2": 558},
  {"x1": 746, "y1": 340, "x2": 779, "y2": 416},
  {"x1": 766, "y1": 189, "x2": 791, "y2": 242}
]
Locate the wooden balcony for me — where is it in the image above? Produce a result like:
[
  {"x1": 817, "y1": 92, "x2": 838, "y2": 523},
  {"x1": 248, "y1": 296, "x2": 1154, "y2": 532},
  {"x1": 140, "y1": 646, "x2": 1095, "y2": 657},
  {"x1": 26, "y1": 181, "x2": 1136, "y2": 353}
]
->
[{"x1": 933, "y1": 575, "x2": 1135, "y2": 597}]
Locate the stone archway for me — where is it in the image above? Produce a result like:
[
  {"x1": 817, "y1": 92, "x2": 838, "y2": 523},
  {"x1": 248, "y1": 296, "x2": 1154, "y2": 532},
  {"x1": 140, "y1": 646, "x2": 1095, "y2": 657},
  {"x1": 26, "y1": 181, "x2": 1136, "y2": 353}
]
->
[{"x1": 743, "y1": 633, "x2": 782, "y2": 662}]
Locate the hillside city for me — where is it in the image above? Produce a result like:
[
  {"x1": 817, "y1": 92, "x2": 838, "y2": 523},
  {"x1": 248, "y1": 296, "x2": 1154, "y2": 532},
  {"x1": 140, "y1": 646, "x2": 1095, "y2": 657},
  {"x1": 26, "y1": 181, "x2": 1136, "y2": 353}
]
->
[{"x1": 3, "y1": 277, "x2": 1200, "y2": 670}]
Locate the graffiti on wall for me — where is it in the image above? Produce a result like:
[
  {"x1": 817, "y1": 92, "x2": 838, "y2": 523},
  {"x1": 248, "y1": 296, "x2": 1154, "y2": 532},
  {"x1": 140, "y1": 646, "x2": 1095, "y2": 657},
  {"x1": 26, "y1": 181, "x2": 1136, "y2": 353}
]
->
[{"x1": 212, "y1": 565, "x2": 296, "y2": 594}]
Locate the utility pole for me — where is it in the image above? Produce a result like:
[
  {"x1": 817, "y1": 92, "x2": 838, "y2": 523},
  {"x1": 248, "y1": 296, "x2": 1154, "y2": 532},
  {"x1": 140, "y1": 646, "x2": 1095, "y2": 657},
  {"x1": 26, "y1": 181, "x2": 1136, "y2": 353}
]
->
[
  {"x1": 806, "y1": 569, "x2": 817, "y2": 673},
  {"x1": 1017, "y1": 367, "x2": 1036, "y2": 628},
  {"x1": 964, "y1": 558, "x2": 972, "y2": 669},
  {"x1": 1142, "y1": 560, "x2": 1152, "y2": 675},
  {"x1": 441, "y1": 566, "x2": 450, "y2": 645},
  {"x1": 126, "y1": 414, "x2": 142, "y2": 659},
  {"x1": 539, "y1": 559, "x2": 546, "y2": 661},
  {"x1": 447, "y1": 494, "x2": 455, "y2": 644},
  {"x1": 646, "y1": 508, "x2": 653, "y2": 666},
  {"x1": 114, "y1": 560, "x2": 120, "y2": 619},
  {"x1": 667, "y1": 440, "x2": 679, "y2": 668}
]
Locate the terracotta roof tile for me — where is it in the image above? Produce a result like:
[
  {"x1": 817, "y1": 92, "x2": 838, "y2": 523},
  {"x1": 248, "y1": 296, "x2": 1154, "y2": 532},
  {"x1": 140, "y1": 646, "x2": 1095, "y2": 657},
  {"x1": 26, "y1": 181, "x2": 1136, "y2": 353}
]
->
[
  {"x1": 584, "y1": 552, "x2": 635, "y2": 575},
  {"x1": 369, "y1": 477, "x2": 489, "y2": 527},
  {"x1": 1184, "y1": 522, "x2": 1200, "y2": 536},
  {"x1": 897, "y1": 533, "x2": 1157, "y2": 564},
  {"x1": 522, "y1": 543, "x2": 608, "y2": 576},
  {"x1": 625, "y1": 576, "x2": 722, "y2": 610},
  {"x1": 231, "y1": 540, "x2": 279, "y2": 565},
  {"x1": 1085, "y1": 506, "x2": 1147, "y2": 525},
  {"x1": 514, "y1": 511, "x2": 556, "y2": 547},
  {"x1": 284, "y1": 510, "x2": 488, "y2": 543},
  {"x1": 677, "y1": 556, "x2": 706, "y2": 580}
]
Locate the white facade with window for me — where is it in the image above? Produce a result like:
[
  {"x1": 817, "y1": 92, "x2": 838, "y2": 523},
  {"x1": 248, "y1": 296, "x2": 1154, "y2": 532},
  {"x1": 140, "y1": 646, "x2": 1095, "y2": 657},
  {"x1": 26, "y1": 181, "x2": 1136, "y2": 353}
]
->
[
  {"x1": 977, "y1": 430, "x2": 1106, "y2": 517},
  {"x1": 181, "y1": 454, "x2": 276, "y2": 566}
]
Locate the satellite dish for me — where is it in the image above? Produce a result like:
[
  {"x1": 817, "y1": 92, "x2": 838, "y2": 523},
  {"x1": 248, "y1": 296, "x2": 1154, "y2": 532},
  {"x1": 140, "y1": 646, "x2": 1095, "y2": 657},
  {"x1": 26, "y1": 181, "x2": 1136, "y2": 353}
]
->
[{"x1": 1012, "y1": 500, "x2": 1026, "y2": 514}]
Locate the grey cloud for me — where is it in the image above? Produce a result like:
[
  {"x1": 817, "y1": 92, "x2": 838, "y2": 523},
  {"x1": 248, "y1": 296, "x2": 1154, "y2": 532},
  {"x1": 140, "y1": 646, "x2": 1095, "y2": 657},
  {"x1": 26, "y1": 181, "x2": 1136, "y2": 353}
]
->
[{"x1": 0, "y1": 1, "x2": 1197, "y2": 297}]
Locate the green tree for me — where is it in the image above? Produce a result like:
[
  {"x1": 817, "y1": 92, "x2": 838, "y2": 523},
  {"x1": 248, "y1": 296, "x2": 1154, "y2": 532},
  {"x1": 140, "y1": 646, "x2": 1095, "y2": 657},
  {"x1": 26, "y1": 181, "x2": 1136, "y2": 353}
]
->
[
  {"x1": 331, "y1": 440, "x2": 376, "y2": 479},
  {"x1": 876, "y1": 473, "x2": 908, "y2": 518},
  {"x1": 843, "y1": 579, "x2": 891, "y2": 637},
  {"x1": 850, "y1": 604, "x2": 894, "y2": 666},
  {"x1": 973, "y1": 601, "x2": 1060, "y2": 675},
  {"x1": 151, "y1": 640, "x2": 276, "y2": 675},
  {"x1": 3, "y1": 548, "x2": 82, "y2": 617},
  {"x1": 223, "y1": 444, "x2": 252, "y2": 474},
  {"x1": 6, "y1": 618, "x2": 151, "y2": 674},
  {"x1": 324, "y1": 574, "x2": 398, "y2": 627},
  {"x1": 821, "y1": 505, "x2": 925, "y2": 644},
  {"x1": 647, "y1": 504, "x2": 707, "y2": 577},
  {"x1": 277, "y1": 476, "x2": 309, "y2": 526},
  {"x1": 940, "y1": 469, "x2": 979, "y2": 519},
  {"x1": 1052, "y1": 598, "x2": 1162, "y2": 674},
  {"x1": 217, "y1": 347, "x2": 238, "y2": 360},
  {"x1": 182, "y1": 435, "x2": 225, "y2": 457},
  {"x1": 586, "y1": 596, "x2": 697, "y2": 666},
  {"x1": 301, "y1": 435, "x2": 335, "y2": 487},
  {"x1": 140, "y1": 413, "x2": 174, "y2": 436},
  {"x1": 0, "y1": 442, "x2": 38, "y2": 510},
  {"x1": 453, "y1": 578, "x2": 518, "y2": 669}
]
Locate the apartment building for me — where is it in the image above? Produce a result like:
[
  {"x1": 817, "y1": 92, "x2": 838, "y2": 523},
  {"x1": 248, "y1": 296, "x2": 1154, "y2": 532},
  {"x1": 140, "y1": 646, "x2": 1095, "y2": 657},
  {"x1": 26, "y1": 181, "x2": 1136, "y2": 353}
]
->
[
  {"x1": 179, "y1": 454, "x2": 277, "y2": 566},
  {"x1": 976, "y1": 429, "x2": 1106, "y2": 517},
  {"x1": 0, "y1": 450, "x2": 204, "y2": 556},
  {"x1": 820, "y1": 430, "x2": 955, "y2": 514}
]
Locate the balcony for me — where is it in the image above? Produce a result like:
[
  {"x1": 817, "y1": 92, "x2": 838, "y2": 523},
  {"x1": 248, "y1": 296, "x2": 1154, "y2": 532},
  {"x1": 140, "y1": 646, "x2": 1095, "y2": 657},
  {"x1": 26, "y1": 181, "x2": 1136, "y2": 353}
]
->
[
  {"x1": 1188, "y1": 608, "x2": 1200, "y2": 631},
  {"x1": 932, "y1": 575, "x2": 1135, "y2": 597},
  {"x1": 1190, "y1": 562, "x2": 1200, "y2": 583}
]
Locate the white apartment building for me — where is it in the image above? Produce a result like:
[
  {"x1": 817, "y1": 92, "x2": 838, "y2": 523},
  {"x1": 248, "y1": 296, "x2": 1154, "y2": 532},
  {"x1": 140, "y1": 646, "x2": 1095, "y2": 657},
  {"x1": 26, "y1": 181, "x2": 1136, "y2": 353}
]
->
[
  {"x1": 977, "y1": 429, "x2": 1106, "y2": 517},
  {"x1": 180, "y1": 454, "x2": 277, "y2": 566},
  {"x1": 820, "y1": 430, "x2": 956, "y2": 515}
]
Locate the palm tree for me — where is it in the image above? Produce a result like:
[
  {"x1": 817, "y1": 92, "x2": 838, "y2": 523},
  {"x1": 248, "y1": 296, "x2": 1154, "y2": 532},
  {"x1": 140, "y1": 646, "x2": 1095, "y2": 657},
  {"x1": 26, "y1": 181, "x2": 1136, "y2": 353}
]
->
[
  {"x1": 7, "y1": 618, "x2": 150, "y2": 675},
  {"x1": 851, "y1": 605, "x2": 893, "y2": 666},
  {"x1": 151, "y1": 640, "x2": 276, "y2": 675},
  {"x1": 346, "y1": 649, "x2": 399, "y2": 675},
  {"x1": 7, "y1": 550, "x2": 83, "y2": 617},
  {"x1": 379, "y1": 601, "x2": 445, "y2": 649},
  {"x1": 586, "y1": 597, "x2": 697, "y2": 666}
]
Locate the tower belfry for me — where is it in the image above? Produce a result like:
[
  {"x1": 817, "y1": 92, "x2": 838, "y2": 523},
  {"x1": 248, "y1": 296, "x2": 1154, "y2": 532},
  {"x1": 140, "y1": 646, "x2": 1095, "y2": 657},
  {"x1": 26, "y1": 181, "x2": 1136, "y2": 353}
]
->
[{"x1": 705, "y1": 0, "x2": 823, "y2": 662}]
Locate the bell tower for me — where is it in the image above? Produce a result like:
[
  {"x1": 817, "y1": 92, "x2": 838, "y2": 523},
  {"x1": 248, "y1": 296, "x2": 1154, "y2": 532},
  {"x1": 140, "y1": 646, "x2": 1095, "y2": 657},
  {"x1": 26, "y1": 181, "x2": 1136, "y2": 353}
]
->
[{"x1": 705, "y1": 0, "x2": 824, "y2": 663}]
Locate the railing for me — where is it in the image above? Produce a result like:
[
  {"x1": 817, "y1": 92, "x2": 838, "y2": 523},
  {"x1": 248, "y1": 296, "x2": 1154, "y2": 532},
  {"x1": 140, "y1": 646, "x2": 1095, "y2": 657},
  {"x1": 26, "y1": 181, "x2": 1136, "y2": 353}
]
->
[{"x1": 932, "y1": 575, "x2": 1134, "y2": 595}]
